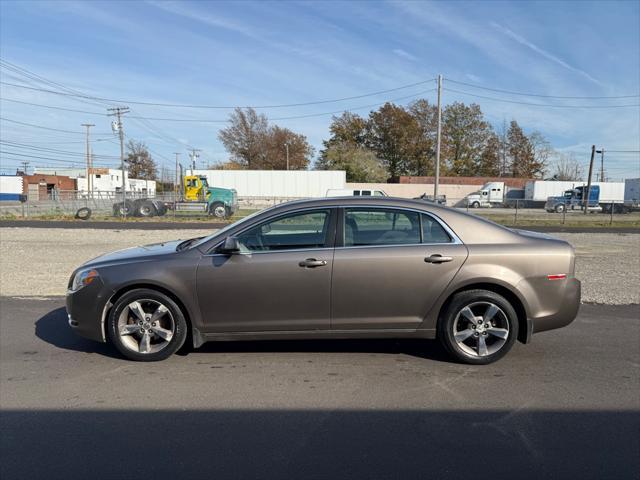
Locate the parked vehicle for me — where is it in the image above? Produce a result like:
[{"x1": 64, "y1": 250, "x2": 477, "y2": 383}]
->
[
  {"x1": 601, "y1": 178, "x2": 640, "y2": 214},
  {"x1": 326, "y1": 188, "x2": 387, "y2": 197},
  {"x1": 414, "y1": 193, "x2": 447, "y2": 206},
  {"x1": 465, "y1": 182, "x2": 523, "y2": 208},
  {"x1": 68, "y1": 197, "x2": 580, "y2": 365},
  {"x1": 545, "y1": 185, "x2": 601, "y2": 213},
  {"x1": 526, "y1": 180, "x2": 624, "y2": 208},
  {"x1": 113, "y1": 174, "x2": 238, "y2": 218}
]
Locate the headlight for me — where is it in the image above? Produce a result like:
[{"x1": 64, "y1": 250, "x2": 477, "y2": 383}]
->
[{"x1": 70, "y1": 268, "x2": 99, "y2": 292}]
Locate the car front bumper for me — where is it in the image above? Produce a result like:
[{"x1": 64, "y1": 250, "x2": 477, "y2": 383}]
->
[{"x1": 66, "y1": 278, "x2": 113, "y2": 343}]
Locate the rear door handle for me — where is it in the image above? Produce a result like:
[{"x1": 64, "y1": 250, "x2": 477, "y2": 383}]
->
[
  {"x1": 425, "y1": 254, "x2": 453, "y2": 264},
  {"x1": 299, "y1": 258, "x2": 328, "y2": 268}
]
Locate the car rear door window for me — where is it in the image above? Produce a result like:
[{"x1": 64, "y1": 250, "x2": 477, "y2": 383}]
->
[
  {"x1": 344, "y1": 208, "x2": 420, "y2": 246},
  {"x1": 237, "y1": 210, "x2": 331, "y2": 252},
  {"x1": 421, "y1": 214, "x2": 452, "y2": 243}
]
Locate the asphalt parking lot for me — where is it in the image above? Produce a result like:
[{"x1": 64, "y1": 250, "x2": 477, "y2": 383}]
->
[{"x1": 1, "y1": 297, "x2": 638, "y2": 479}]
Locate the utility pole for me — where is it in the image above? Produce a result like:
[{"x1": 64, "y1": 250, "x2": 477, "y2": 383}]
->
[
  {"x1": 584, "y1": 145, "x2": 596, "y2": 214},
  {"x1": 20, "y1": 161, "x2": 29, "y2": 175},
  {"x1": 189, "y1": 148, "x2": 201, "y2": 172},
  {"x1": 81, "y1": 123, "x2": 95, "y2": 198},
  {"x1": 107, "y1": 106, "x2": 130, "y2": 219},
  {"x1": 173, "y1": 152, "x2": 181, "y2": 200},
  {"x1": 284, "y1": 142, "x2": 290, "y2": 170},
  {"x1": 596, "y1": 148, "x2": 605, "y2": 182},
  {"x1": 434, "y1": 74, "x2": 442, "y2": 198}
]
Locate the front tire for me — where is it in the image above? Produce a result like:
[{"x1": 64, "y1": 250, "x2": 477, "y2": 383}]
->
[
  {"x1": 555, "y1": 204, "x2": 566, "y2": 213},
  {"x1": 107, "y1": 289, "x2": 188, "y2": 361},
  {"x1": 471, "y1": 201, "x2": 480, "y2": 209},
  {"x1": 438, "y1": 290, "x2": 518, "y2": 365},
  {"x1": 209, "y1": 202, "x2": 227, "y2": 219}
]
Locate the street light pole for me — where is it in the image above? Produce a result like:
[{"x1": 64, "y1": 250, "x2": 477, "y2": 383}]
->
[{"x1": 284, "y1": 142, "x2": 290, "y2": 170}]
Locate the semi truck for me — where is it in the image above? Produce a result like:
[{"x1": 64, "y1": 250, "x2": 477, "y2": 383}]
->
[
  {"x1": 113, "y1": 174, "x2": 238, "y2": 219},
  {"x1": 525, "y1": 180, "x2": 624, "y2": 208},
  {"x1": 544, "y1": 185, "x2": 600, "y2": 213},
  {"x1": 465, "y1": 182, "x2": 524, "y2": 208}
]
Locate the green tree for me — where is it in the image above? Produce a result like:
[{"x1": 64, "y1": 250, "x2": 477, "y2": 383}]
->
[
  {"x1": 441, "y1": 102, "x2": 493, "y2": 176},
  {"x1": 407, "y1": 99, "x2": 438, "y2": 176},
  {"x1": 124, "y1": 140, "x2": 157, "y2": 180},
  {"x1": 316, "y1": 143, "x2": 386, "y2": 182},
  {"x1": 365, "y1": 103, "x2": 423, "y2": 181}
]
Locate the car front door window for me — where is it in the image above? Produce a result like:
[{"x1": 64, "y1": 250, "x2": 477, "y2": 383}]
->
[{"x1": 237, "y1": 210, "x2": 331, "y2": 252}]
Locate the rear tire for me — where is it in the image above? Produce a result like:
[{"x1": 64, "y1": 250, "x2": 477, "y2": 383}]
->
[
  {"x1": 136, "y1": 200, "x2": 157, "y2": 218},
  {"x1": 107, "y1": 289, "x2": 188, "y2": 362},
  {"x1": 438, "y1": 289, "x2": 518, "y2": 365},
  {"x1": 113, "y1": 200, "x2": 134, "y2": 217}
]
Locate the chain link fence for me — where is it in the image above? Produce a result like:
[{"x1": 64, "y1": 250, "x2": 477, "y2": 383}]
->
[{"x1": 0, "y1": 191, "x2": 638, "y2": 227}]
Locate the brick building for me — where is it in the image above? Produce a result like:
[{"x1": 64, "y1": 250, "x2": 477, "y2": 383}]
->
[{"x1": 22, "y1": 174, "x2": 76, "y2": 200}]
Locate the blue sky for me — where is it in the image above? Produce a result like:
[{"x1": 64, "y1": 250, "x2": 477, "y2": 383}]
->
[{"x1": 0, "y1": 0, "x2": 638, "y2": 179}]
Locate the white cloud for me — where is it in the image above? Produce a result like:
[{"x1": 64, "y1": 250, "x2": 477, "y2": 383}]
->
[
  {"x1": 393, "y1": 48, "x2": 417, "y2": 61},
  {"x1": 490, "y1": 22, "x2": 602, "y2": 86}
]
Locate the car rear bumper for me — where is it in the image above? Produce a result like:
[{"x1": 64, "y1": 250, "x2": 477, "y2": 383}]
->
[
  {"x1": 531, "y1": 277, "x2": 581, "y2": 335},
  {"x1": 66, "y1": 279, "x2": 112, "y2": 343}
]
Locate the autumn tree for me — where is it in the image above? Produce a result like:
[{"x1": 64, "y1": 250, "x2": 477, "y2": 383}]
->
[
  {"x1": 218, "y1": 108, "x2": 269, "y2": 169},
  {"x1": 528, "y1": 131, "x2": 552, "y2": 177},
  {"x1": 218, "y1": 108, "x2": 313, "y2": 170},
  {"x1": 477, "y1": 134, "x2": 502, "y2": 176},
  {"x1": 262, "y1": 126, "x2": 314, "y2": 170},
  {"x1": 506, "y1": 121, "x2": 546, "y2": 178},
  {"x1": 441, "y1": 102, "x2": 493, "y2": 176},
  {"x1": 124, "y1": 140, "x2": 157, "y2": 179},
  {"x1": 317, "y1": 143, "x2": 386, "y2": 182}
]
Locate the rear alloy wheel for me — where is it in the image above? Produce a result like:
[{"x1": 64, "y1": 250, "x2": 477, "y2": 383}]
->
[
  {"x1": 438, "y1": 290, "x2": 518, "y2": 365},
  {"x1": 108, "y1": 289, "x2": 187, "y2": 361},
  {"x1": 136, "y1": 200, "x2": 157, "y2": 218}
]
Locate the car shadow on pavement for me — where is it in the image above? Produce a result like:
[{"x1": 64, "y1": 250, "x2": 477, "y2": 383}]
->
[
  {"x1": 34, "y1": 307, "x2": 120, "y2": 359},
  {"x1": 184, "y1": 338, "x2": 452, "y2": 363}
]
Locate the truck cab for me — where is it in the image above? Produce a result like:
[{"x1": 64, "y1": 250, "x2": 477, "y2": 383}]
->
[
  {"x1": 545, "y1": 185, "x2": 600, "y2": 213},
  {"x1": 466, "y1": 182, "x2": 505, "y2": 208},
  {"x1": 181, "y1": 175, "x2": 238, "y2": 218}
]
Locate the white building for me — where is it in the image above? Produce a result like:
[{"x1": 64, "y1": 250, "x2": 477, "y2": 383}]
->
[
  {"x1": 188, "y1": 169, "x2": 346, "y2": 198},
  {"x1": 35, "y1": 167, "x2": 156, "y2": 196}
]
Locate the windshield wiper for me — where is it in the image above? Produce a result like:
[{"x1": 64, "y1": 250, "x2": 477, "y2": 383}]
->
[{"x1": 176, "y1": 237, "x2": 204, "y2": 251}]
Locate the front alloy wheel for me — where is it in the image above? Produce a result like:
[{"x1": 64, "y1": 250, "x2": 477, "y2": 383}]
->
[{"x1": 108, "y1": 289, "x2": 187, "y2": 361}]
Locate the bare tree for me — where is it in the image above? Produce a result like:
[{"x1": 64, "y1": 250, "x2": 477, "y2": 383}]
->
[
  {"x1": 550, "y1": 153, "x2": 584, "y2": 181},
  {"x1": 124, "y1": 140, "x2": 157, "y2": 179}
]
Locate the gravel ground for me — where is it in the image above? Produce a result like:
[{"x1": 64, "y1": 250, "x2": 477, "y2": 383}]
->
[{"x1": 0, "y1": 227, "x2": 638, "y2": 303}]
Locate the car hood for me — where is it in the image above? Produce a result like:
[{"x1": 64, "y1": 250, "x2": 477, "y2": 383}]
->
[
  {"x1": 546, "y1": 196, "x2": 564, "y2": 202},
  {"x1": 82, "y1": 239, "x2": 183, "y2": 268}
]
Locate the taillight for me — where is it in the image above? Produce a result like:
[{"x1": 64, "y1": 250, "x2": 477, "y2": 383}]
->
[{"x1": 547, "y1": 274, "x2": 567, "y2": 281}]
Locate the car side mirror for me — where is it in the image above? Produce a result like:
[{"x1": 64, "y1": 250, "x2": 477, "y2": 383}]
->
[{"x1": 218, "y1": 236, "x2": 240, "y2": 254}]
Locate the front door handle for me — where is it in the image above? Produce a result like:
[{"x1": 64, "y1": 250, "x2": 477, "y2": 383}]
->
[
  {"x1": 425, "y1": 254, "x2": 453, "y2": 264},
  {"x1": 299, "y1": 258, "x2": 328, "y2": 268}
]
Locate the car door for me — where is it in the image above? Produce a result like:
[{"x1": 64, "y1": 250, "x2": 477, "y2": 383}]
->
[
  {"x1": 196, "y1": 208, "x2": 336, "y2": 332},
  {"x1": 331, "y1": 207, "x2": 468, "y2": 330}
]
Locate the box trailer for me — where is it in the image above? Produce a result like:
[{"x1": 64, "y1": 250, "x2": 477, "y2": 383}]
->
[
  {"x1": 525, "y1": 180, "x2": 625, "y2": 207},
  {"x1": 602, "y1": 178, "x2": 640, "y2": 213},
  {"x1": 0, "y1": 175, "x2": 24, "y2": 201}
]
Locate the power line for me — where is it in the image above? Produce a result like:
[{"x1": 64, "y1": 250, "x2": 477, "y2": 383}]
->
[
  {"x1": 446, "y1": 78, "x2": 640, "y2": 99},
  {"x1": 443, "y1": 88, "x2": 640, "y2": 108},
  {"x1": 0, "y1": 77, "x2": 438, "y2": 109},
  {"x1": 0, "y1": 140, "x2": 121, "y2": 159},
  {"x1": 0, "y1": 117, "x2": 112, "y2": 135}
]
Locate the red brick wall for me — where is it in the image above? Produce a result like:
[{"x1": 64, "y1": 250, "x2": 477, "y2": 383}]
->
[
  {"x1": 399, "y1": 176, "x2": 531, "y2": 189},
  {"x1": 22, "y1": 174, "x2": 76, "y2": 198}
]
